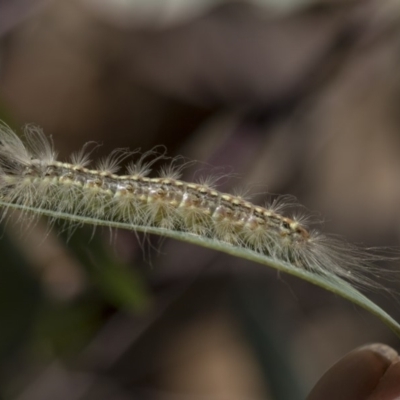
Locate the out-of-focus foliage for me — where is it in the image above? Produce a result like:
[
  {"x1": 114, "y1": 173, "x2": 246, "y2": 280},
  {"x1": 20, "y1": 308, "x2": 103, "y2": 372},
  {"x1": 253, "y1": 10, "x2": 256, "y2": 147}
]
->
[
  {"x1": 82, "y1": 0, "x2": 317, "y2": 26},
  {"x1": 1, "y1": 1, "x2": 400, "y2": 399}
]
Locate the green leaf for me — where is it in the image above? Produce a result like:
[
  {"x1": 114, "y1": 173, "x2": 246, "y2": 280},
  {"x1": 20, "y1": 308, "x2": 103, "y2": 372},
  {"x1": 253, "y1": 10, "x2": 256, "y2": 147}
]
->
[{"x1": 2, "y1": 201, "x2": 400, "y2": 338}]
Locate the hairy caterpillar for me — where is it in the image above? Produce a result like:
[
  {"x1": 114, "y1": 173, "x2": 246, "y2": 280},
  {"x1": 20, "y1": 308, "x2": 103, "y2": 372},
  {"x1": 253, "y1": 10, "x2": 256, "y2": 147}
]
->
[{"x1": 0, "y1": 122, "x2": 390, "y2": 288}]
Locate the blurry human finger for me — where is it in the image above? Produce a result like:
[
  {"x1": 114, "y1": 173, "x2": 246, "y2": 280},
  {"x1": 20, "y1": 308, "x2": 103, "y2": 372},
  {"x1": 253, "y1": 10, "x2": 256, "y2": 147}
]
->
[
  {"x1": 307, "y1": 344, "x2": 399, "y2": 400},
  {"x1": 368, "y1": 359, "x2": 400, "y2": 400}
]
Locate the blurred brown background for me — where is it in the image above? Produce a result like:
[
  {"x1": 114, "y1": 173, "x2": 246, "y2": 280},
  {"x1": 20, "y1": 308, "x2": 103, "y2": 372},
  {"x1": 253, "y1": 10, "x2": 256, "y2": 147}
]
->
[{"x1": 1, "y1": 0, "x2": 400, "y2": 399}]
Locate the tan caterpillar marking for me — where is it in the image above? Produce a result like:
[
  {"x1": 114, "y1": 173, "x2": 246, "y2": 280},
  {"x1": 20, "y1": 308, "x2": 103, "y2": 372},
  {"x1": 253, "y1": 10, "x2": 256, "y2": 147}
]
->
[
  {"x1": 8, "y1": 160, "x2": 307, "y2": 241},
  {"x1": 0, "y1": 122, "x2": 388, "y2": 287}
]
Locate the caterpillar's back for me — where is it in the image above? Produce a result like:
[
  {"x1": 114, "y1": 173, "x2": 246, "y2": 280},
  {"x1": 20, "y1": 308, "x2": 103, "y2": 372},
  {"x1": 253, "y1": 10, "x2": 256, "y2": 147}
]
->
[{"x1": 0, "y1": 122, "x2": 388, "y2": 287}]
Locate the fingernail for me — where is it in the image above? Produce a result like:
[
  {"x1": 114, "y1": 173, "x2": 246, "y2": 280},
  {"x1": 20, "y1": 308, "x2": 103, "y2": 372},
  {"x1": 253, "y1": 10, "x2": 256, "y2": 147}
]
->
[{"x1": 359, "y1": 343, "x2": 399, "y2": 363}]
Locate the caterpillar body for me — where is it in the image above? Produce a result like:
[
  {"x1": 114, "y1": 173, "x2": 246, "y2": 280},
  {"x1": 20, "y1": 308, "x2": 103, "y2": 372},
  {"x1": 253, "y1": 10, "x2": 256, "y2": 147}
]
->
[{"x1": 0, "y1": 123, "x2": 388, "y2": 287}]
